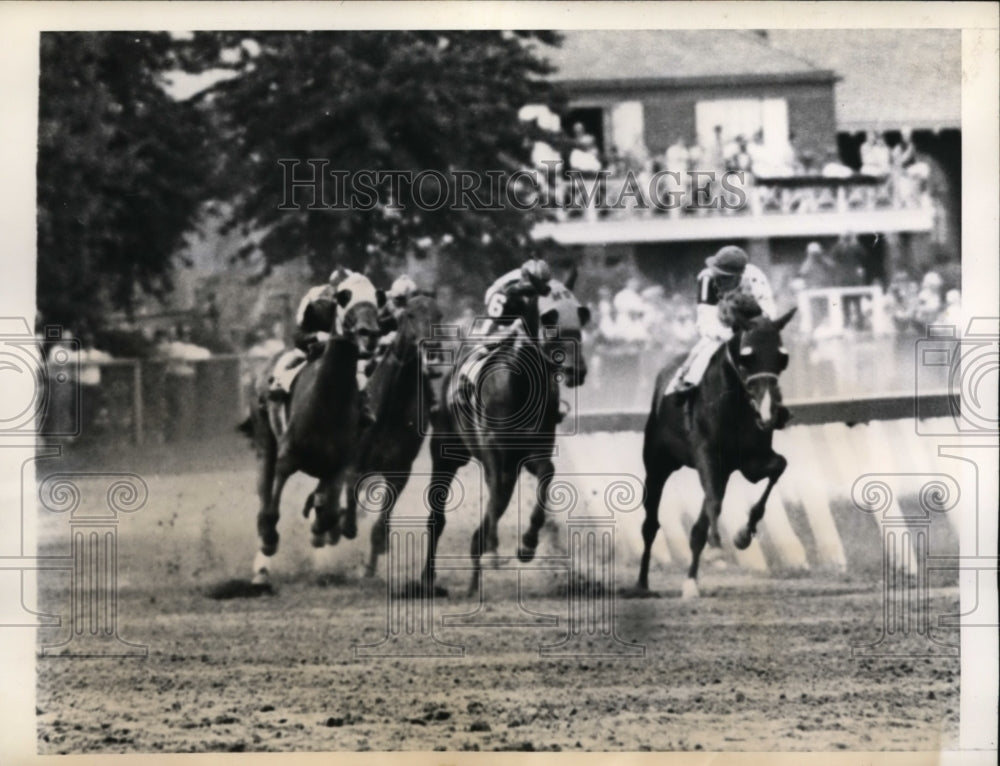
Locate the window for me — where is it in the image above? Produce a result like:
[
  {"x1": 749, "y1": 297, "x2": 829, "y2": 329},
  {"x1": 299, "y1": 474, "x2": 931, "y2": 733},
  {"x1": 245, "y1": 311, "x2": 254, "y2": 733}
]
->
[{"x1": 695, "y1": 98, "x2": 789, "y2": 149}]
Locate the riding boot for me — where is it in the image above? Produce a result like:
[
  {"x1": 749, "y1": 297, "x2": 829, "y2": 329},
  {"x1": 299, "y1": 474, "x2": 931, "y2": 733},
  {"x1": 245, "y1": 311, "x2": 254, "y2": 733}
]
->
[
  {"x1": 267, "y1": 385, "x2": 289, "y2": 404},
  {"x1": 358, "y1": 388, "x2": 376, "y2": 429},
  {"x1": 775, "y1": 404, "x2": 793, "y2": 430},
  {"x1": 673, "y1": 380, "x2": 696, "y2": 405},
  {"x1": 425, "y1": 377, "x2": 441, "y2": 417}
]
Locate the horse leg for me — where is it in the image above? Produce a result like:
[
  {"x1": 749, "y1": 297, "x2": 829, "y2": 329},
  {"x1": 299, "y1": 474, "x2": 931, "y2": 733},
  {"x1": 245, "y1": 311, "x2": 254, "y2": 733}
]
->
[
  {"x1": 637, "y1": 462, "x2": 675, "y2": 591},
  {"x1": 419, "y1": 458, "x2": 461, "y2": 596},
  {"x1": 323, "y1": 474, "x2": 344, "y2": 546},
  {"x1": 366, "y1": 473, "x2": 409, "y2": 578},
  {"x1": 734, "y1": 452, "x2": 788, "y2": 550},
  {"x1": 254, "y1": 458, "x2": 292, "y2": 584},
  {"x1": 301, "y1": 487, "x2": 317, "y2": 520},
  {"x1": 309, "y1": 477, "x2": 335, "y2": 548},
  {"x1": 339, "y1": 463, "x2": 359, "y2": 541},
  {"x1": 469, "y1": 464, "x2": 517, "y2": 597},
  {"x1": 695, "y1": 453, "x2": 727, "y2": 549},
  {"x1": 685, "y1": 460, "x2": 727, "y2": 599},
  {"x1": 517, "y1": 457, "x2": 554, "y2": 563},
  {"x1": 254, "y1": 426, "x2": 278, "y2": 556}
]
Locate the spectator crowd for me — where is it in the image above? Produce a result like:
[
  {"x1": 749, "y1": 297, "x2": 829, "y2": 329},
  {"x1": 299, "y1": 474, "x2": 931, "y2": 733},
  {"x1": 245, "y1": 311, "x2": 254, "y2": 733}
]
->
[{"x1": 527, "y1": 117, "x2": 934, "y2": 218}]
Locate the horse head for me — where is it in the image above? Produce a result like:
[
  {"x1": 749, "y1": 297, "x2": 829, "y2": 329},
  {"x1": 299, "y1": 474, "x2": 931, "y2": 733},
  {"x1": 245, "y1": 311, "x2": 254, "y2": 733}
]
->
[
  {"x1": 388, "y1": 290, "x2": 444, "y2": 377},
  {"x1": 333, "y1": 272, "x2": 386, "y2": 360},
  {"x1": 730, "y1": 306, "x2": 797, "y2": 430},
  {"x1": 537, "y1": 279, "x2": 591, "y2": 388}
]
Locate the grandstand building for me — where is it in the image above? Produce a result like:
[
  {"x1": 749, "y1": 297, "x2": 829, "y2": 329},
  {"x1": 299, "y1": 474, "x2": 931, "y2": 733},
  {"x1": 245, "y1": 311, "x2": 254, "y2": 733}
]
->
[{"x1": 530, "y1": 29, "x2": 960, "y2": 303}]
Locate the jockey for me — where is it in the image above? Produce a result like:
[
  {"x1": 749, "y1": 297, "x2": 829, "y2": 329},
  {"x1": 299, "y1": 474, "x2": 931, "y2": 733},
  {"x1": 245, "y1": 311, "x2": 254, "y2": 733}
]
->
[
  {"x1": 381, "y1": 274, "x2": 419, "y2": 329},
  {"x1": 383, "y1": 274, "x2": 441, "y2": 416},
  {"x1": 479, "y1": 258, "x2": 553, "y2": 340},
  {"x1": 267, "y1": 267, "x2": 380, "y2": 425},
  {"x1": 458, "y1": 258, "x2": 571, "y2": 422},
  {"x1": 671, "y1": 245, "x2": 791, "y2": 428}
]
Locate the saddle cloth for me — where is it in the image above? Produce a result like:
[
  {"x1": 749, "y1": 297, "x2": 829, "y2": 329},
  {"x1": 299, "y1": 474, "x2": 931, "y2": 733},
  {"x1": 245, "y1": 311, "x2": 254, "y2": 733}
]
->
[
  {"x1": 446, "y1": 323, "x2": 523, "y2": 410},
  {"x1": 269, "y1": 346, "x2": 369, "y2": 398},
  {"x1": 447, "y1": 344, "x2": 491, "y2": 414}
]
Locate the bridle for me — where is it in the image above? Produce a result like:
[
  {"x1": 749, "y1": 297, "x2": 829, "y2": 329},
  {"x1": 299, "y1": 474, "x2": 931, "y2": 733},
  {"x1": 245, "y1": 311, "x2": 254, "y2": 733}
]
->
[
  {"x1": 339, "y1": 301, "x2": 380, "y2": 358},
  {"x1": 380, "y1": 295, "x2": 439, "y2": 369},
  {"x1": 724, "y1": 336, "x2": 780, "y2": 394}
]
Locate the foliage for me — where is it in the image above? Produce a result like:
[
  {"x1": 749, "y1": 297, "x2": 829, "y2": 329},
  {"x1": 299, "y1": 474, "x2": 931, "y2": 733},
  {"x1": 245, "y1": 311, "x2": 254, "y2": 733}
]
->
[
  {"x1": 37, "y1": 32, "x2": 212, "y2": 334},
  {"x1": 180, "y1": 31, "x2": 565, "y2": 289}
]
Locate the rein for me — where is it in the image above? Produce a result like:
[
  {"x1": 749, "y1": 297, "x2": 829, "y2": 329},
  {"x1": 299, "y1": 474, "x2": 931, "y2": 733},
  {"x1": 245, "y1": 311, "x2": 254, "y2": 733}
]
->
[{"x1": 724, "y1": 339, "x2": 779, "y2": 394}]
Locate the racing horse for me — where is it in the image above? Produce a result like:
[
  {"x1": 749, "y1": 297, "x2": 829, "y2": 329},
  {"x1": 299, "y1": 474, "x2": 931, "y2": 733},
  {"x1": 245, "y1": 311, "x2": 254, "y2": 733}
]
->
[
  {"x1": 250, "y1": 276, "x2": 384, "y2": 585},
  {"x1": 636, "y1": 293, "x2": 796, "y2": 598},
  {"x1": 420, "y1": 277, "x2": 591, "y2": 596},
  {"x1": 339, "y1": 290, "x2": 444, "y2": 578}
]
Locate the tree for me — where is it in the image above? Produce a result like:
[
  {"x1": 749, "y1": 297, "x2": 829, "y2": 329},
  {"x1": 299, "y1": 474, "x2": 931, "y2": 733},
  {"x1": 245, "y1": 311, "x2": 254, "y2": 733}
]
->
[
  {"x1": 181, "y1": 31, "x2": 565, "y2": 290},
  {"x1": 37, "y1": 32, "x2": 211, "y2": 334}
]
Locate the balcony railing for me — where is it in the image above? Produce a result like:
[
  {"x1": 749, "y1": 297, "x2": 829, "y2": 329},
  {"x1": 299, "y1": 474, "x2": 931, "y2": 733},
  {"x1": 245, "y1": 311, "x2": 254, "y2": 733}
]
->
[
  {"x1": 538, "y1": 171, "x2": 930, "y2": 223},
  {"x1": 530, "y1": 170, "x2": 936, "y2": 244}
]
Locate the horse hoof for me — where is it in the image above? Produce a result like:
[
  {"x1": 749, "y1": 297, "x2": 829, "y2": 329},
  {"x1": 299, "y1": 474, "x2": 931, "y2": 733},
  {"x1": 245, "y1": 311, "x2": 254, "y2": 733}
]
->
[
  {"x1": 253, "y1": 550, "x2": 274, "y2": 577},
  {"x1": 707, "y1": 532, "x2": 722, "y2": 549},
  {"x1": 681, "y1": 578, "x2": 700, "y2": 600},
  {"x1": 702, "y1": 545, "x2": 723, "y2": 564},
  {"x1": 482, "y1": 551, "x2": 503, "y2": 570},
  {"x1": 517, "y1": 545, "x2": 536, "y2": 563},
  {"x1": 326, "y1": 528, "x2": 341, "y2": 546},
  {"x1": 733, "y1": 528, "x2": 753, "y2": 550},
  {"x1": 341, "y1": 524, "x2": 357, "y2": 541},
  {"x1": 310, "y1": 533, "x2": 326, "y2": 548}
]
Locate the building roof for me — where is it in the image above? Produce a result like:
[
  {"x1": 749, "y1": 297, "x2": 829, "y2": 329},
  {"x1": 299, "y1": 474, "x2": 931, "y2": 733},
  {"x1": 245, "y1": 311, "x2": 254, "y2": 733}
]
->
[
  {"x1": 541, "y1": 30, "x2": 835, "y2": 88},
  {"x1": 765, "y1": 29, "x2": 961, "y2": 132}
]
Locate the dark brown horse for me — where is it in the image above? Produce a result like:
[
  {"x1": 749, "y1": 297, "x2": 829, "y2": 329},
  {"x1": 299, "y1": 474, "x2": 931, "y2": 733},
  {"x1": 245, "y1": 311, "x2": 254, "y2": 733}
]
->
[
  {"x1": 637, "y1": 296, "x2": 796, "y2": 598},
  {"x1": 336, "y1": 291, "x2": 443, "y2": 577},
  {"x1": 250, "y1": 283, "x2": 383, "y2": 585},
  {"x1": 420, "y1": 279, "x2": 591, "y2": 596}
]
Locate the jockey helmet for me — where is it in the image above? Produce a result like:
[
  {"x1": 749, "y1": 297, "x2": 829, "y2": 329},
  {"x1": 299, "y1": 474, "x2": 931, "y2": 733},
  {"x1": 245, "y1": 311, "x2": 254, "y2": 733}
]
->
[
  {"x1": 388, "y1": 274, "x2": 418, "y2": 301},
  {"x1": 521, "y1": 258, "x2": 552, "y2": 290},
  {"x1": 328, "y1": 266, "x2": 351, "y2": 286},
  {"x1": 706, "y1": 246, "x2": 748, "y2": 278}
]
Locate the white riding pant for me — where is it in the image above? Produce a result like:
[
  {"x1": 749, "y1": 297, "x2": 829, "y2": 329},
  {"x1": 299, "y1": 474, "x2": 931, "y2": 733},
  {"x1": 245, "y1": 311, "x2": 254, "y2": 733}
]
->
[{"x1": 666, "y1": 336, "x2": 723, "y2": 393}]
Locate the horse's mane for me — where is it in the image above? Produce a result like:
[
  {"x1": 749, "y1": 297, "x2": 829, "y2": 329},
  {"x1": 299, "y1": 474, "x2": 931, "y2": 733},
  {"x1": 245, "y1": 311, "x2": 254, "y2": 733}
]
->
[{"x1": 718, "y1": 291, "x2": 763, "y2": 332}]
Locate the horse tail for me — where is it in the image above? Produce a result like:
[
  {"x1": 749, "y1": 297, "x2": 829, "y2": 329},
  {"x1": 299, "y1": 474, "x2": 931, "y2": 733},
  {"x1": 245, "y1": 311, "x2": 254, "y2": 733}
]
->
[
  {"x1": 237, "y1": 389, "x2": 269, "y2": 445},
  {"x1": 236, "y1": 415, "x2": 255, "y2": 440},
  {"x1": 647, "y1": 366, "x2": 670, "y2": 425}
]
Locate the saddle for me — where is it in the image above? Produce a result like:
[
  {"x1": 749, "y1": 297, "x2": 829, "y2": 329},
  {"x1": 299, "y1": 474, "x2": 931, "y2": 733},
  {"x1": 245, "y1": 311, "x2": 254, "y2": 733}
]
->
[
  {"x1": 448, "y1": 326, "x2": 569, "y2": 425},
  {"x1": 448, "y1": 344, "x2": 491, "y2": 416}
]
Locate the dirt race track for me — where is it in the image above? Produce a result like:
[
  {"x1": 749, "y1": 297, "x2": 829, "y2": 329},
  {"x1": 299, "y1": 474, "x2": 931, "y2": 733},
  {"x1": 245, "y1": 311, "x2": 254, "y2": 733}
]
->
[{"x1": 34, "y1": 429, "x2": 961, "y2": 754}]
